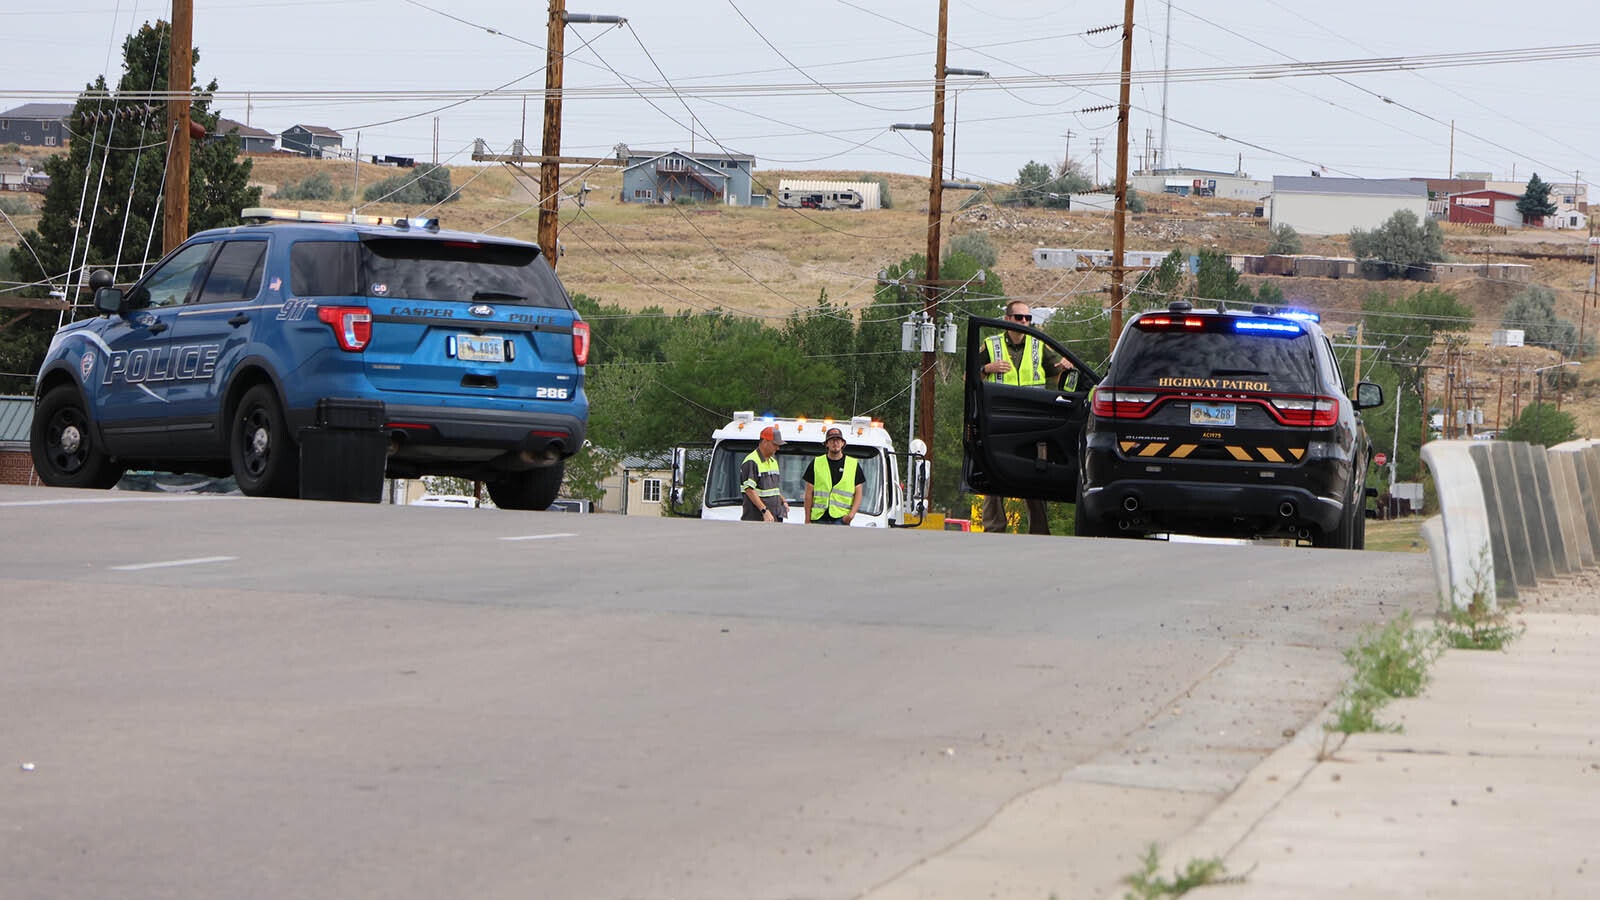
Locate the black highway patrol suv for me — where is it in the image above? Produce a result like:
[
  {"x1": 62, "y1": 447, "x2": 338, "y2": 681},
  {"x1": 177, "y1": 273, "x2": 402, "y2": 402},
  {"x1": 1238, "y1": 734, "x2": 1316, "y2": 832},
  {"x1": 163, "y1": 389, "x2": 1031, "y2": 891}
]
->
[{"x1": 963, "y1": 300, "x2": 1384, "y2": 547}]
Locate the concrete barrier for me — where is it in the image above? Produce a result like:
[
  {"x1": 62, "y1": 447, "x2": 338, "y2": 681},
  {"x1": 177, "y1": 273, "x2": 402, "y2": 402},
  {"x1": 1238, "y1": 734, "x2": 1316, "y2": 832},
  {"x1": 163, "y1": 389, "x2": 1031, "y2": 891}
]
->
[
  {"x1": 1420, "y1": 441, "x2": 1496, "y2": 610},
  {"x1": 1423, "y1": 439, "x2": 1598, "y2": 615}
]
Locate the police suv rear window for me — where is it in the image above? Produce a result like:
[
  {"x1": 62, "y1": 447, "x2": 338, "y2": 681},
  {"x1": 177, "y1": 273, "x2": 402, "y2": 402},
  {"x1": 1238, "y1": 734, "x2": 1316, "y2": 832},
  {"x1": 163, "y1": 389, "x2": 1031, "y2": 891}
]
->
[
  {"x1": 1113, "y1": 327, "x2": 1319, "y2": 389},
  {"x1": 290, "y1": 241, "x2": 360, "y2": 297},
  {"x1": 360, "y1": 237, "x2": 570, "y2": 309}
]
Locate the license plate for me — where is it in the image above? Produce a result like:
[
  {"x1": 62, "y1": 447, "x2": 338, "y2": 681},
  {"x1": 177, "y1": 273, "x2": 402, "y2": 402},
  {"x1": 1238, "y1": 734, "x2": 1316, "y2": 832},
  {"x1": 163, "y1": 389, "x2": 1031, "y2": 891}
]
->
[
  {"x1": 454, "y1": 335, "x2": 506, "y2": 363},
  {"x1": 1190, "y1": 402, "x2": 1236, "y2": 426}
]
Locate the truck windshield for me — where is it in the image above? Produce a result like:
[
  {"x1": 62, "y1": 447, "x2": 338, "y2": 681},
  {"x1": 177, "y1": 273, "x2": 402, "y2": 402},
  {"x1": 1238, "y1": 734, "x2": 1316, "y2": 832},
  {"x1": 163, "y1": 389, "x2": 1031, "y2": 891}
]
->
[{"x1": 705, "y1": 444, "x2": 885, "y2": 516}]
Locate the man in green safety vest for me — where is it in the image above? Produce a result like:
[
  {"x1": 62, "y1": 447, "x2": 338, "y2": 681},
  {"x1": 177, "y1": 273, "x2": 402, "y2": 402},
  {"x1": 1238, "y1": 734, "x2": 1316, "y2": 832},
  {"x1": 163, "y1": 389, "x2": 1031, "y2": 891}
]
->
[
  {"x1": 803, "y1": 426, "x2": 863, "y2": 525},
  {"x1": 741, "y1": 425, "x2": 788, "y2": 522},
  {"x1": 979, "y1": 300, "x2": 1074, "y2": 534}
]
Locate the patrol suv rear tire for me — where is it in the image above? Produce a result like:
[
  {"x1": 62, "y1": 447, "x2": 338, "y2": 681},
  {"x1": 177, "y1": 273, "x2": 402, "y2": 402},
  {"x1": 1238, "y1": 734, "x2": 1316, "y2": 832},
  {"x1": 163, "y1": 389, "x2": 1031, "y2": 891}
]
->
[
  {"x1": 487, "y1": 462, "x2": 564, "y2": 511},
  {"x1": 230, "y1": 385, "x2": 300, "y2": 498},
  {"x1": 31, "y1": 386, "x2": 126, "y2": 489}
]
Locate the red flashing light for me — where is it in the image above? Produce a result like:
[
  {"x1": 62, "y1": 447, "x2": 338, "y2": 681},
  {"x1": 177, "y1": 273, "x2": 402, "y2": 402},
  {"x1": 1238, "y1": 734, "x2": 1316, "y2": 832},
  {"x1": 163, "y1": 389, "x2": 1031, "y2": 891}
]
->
[
  {"x1": 316, "y1": 306, "x2": 372, "y2": 351},
  {"x1": 1268, "y1": 395, "x2": 1340, "y2": 427},
  {"x1": 1137, "y1": 315, "x2": 1205, "y2": 330},
  {"x1": 1091, "y1": 390, "x2": 1159, "y2": 419}
]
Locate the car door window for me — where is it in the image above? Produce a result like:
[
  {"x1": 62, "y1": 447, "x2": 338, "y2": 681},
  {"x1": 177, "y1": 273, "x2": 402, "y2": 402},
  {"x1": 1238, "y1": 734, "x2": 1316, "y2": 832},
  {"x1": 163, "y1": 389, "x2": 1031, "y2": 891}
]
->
[
  {"x1": 134, "y1": 242, "x2": 215, "y2": 308},
  {"x1": 194, "y1": 241, "x2": 268, "y2": 305}
]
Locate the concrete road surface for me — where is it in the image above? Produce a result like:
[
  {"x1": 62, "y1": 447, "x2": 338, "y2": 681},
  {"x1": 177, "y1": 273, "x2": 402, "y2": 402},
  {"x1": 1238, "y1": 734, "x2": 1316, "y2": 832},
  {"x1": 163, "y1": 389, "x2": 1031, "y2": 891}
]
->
[{"x1": 0, "y1": 486, "x2": 1435, "y2": 899}]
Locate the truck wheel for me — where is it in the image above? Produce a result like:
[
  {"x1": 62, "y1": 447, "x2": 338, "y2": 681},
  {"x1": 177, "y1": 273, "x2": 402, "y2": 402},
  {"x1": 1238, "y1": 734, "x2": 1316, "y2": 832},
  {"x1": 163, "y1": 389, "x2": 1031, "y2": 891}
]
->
[
  {"x1": 487, "y1": 461, "x2": 565, "y2": 511},
  {"x1": 1072, "y1": 478, "x2": 1109, "y2": 537},
  {"x1": 30, "y1": 386, "x2": 125, "y2": 489},
  {"x1": 230, "y1": 385, "x2": 299, "y2": 498}
]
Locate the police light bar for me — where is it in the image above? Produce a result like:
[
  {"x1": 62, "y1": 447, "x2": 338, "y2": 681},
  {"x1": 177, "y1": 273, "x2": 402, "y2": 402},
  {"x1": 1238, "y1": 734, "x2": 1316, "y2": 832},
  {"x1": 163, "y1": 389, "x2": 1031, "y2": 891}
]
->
[
  {"x1": 1234, "y1": 318, "x2": 1304, "y2": 335},
  {"x1": 1279, "y1": 310, "x2": 1321, "y2": 323},
  {"x1": 240, "y1": 208, "x2": 441, "y2": 231}
]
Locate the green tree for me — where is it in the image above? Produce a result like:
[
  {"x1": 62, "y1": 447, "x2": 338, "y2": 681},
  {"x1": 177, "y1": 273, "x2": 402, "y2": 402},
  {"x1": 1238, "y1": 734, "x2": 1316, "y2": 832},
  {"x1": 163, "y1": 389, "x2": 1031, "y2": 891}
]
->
[
  {"x1": 1011, "y1": 160, "x2": 1053, "y2": 207},
  {"x1": 1515, "y1": 172, "x2": 1558, "y2": 221},
  {"x1": 1358, "y1": 288, "x2": 1475, "y2": 484},
  {"x1": 946, "y1": 231, "x2": 996, "y2": 268},
  {"x1": 1127, "y1": 249, "x2": 1186, "y2": 311},
  {"x1": 1348, "y1": 209, "x2": 1445, "y2": 279},
  {"x1": 363, "y1": 163, "x2": 457, "y2": 205},
  {"x1": 277, "y1": 171, "x2": 339, "y2": 202},
  {"x1": 1267, "y1": 223, "x2": 1302, "y2": 255},
  {"x1": 1194, "y1": 249, "x2": 1252, "y2": 304},
  {"x1": 3, "y1": 20, "x2": 259, "y2": 389},
  {"x1": 1502, "y1": 285, "x2": 1583, "y2": 355},
  {"x1": 1501, "y1": 402, "x2": 1576, "y2": 446}
]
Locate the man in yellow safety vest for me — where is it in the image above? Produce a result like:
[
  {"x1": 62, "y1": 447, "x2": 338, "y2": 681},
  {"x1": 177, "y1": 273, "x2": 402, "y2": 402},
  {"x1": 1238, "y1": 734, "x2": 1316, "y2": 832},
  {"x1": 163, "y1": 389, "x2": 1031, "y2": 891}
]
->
[
  {"x1": 803, "y1": 426, "x2": 862, "y2": 525},
  {"x1": 978, "y1": 300, "x2": 1073, "y2": 534}
]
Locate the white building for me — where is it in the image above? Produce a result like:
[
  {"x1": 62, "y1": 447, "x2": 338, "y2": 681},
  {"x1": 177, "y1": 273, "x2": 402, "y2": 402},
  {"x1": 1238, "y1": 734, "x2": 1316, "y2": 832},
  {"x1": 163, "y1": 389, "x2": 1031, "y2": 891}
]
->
[{"x1": 1267, "y1": 176, "x2": 1430, "y2": 236}]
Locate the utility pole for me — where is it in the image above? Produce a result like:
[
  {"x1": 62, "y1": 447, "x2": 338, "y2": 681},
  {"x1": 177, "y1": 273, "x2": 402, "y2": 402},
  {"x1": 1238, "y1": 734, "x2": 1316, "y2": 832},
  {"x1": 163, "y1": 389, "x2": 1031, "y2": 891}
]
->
[
  {"x1": 1582, "y1": 220, "x2": 1597, "y2": 360},
  {"x1": 539, "y1": 0, "x2": 569, "y2": 268},
  {"x1": 1089, "y1": 137, "x2": 1105, "y2": 187},
  {"x1": 538, "y1": 2, "x2": 625, "y2": 269},
  {"x1": 919, "y1": 0, "x2": 951, "y2": 457},
  {"x1": 163, "y1": 0, "x2": 194, "y2": 255},
  {"x1": 1063, "y1": 130, "x2": 1074, "y2": 171},
  {"x1": 1107, "y1": 0, "x2": 1135, "y2": 343}
]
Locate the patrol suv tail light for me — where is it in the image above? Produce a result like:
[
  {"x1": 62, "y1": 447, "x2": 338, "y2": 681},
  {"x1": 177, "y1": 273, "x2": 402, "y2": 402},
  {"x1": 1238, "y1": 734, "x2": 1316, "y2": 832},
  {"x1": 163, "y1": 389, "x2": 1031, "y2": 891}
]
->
[
  {"x1": 572, "y1": 321, "x2": 590, "y2": 366},
  {"x1": 317, "y1": 306, "x2": 372, "y2": 352},
  {"x1": 1268, "y1": 395, "x2": 1339, "y2": 427},
  {"x1": 1091, "y1": 390, "x2": 1159, "y2": 419}
]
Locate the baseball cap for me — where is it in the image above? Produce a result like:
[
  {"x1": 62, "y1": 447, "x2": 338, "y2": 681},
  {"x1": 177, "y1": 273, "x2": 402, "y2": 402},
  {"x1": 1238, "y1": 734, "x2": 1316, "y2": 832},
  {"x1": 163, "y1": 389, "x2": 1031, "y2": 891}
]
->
[
  {"x1": 824, "y1": 426, "x2": 845, "y2": 442},
  {"x1": 760, "y1": 425, "x2": 784, "y2": 445}
]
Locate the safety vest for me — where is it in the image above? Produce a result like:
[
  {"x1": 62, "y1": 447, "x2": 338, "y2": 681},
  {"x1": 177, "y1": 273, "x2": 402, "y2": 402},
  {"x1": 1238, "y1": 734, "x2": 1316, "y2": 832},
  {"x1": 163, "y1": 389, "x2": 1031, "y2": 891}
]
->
[
  {"x1": 810, "y1": 455, "x2": 860, "y2": 521},
  {"x1": 742, "y1": 448, "x2": 782, "y2": 501},
  {"x1": 986, "y1": 333, "x2": 1046, "y2": 386}
]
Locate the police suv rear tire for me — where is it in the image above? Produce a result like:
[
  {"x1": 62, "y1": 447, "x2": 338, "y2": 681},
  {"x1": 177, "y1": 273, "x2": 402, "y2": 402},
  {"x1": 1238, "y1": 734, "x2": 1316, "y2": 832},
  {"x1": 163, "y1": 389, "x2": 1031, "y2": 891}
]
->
[
  {"x1": 230, "y1": 384, "x2": 300, "y2": 498},
  {"x1": 487, "y1": 461, "x2": 564, "y2": 511},
  {"x1": 30, "y1": 386, "x2": 125, "y2": 489}
]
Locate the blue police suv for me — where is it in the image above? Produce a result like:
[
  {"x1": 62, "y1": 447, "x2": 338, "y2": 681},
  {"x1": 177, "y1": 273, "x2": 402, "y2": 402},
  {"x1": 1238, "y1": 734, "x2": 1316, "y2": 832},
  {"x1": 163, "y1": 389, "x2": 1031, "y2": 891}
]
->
[{"x1": 29, "y1": 208, "x2": 588, "y2": 509}]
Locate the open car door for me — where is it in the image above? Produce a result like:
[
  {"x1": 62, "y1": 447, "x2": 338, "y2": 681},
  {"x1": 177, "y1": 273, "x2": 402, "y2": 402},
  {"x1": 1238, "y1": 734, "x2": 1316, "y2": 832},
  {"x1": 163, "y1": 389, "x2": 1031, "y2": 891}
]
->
[{"x1": 962, "y1": 315, "x2": 1100, "y2": 504}]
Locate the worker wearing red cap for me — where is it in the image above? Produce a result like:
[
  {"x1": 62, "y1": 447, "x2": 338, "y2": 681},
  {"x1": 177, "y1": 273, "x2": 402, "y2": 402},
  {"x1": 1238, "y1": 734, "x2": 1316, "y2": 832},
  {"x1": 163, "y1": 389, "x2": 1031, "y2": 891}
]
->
[{"x1": 741, "y1": 425, "x2": 788, "y2": 522}]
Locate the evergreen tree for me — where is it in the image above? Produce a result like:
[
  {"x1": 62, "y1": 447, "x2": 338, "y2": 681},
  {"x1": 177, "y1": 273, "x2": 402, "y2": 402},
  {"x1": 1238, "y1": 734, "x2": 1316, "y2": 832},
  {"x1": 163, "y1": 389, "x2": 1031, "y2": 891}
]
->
[
  {"x1": 7, "y1": 21, "x2": 260, "y2": 294},
  {"x1": 1348, "y1": 209, "x2": 1445, "y2": 279},
  {"x1": 1515, "y1": 172, "x2": 1558, "y2": 221},
  {"x1": 1502, "y1": 285, "x2": 1582, "y2": 355}
]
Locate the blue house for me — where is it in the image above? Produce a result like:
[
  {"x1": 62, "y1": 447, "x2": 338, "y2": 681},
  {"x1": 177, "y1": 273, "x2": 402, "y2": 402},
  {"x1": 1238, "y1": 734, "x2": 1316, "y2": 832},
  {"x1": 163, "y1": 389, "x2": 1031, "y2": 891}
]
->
[
  {"x1": 0, "y1": 103, "x2": 72, "y2": 148},
  {"x1": 619, "y1": 148, "x2": 757, "y2": 206}
]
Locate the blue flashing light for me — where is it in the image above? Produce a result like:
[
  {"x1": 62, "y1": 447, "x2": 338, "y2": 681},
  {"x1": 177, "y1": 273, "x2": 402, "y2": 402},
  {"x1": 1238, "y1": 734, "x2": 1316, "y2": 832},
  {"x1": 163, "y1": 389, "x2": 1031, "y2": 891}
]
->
[
  {"x1": 1234, "y1": 318, "x2": 1304, "y2": 335},
  {"x1": 1279, "y1": 309, "x2": 1321, "y2": 323}
]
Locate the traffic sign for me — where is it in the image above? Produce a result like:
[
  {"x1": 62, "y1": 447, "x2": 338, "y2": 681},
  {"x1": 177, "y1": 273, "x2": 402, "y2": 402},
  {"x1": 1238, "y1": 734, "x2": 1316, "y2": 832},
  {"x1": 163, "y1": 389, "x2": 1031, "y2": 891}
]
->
[{"x1": 1374, "y1": 452, "x2": 1388, "y2": 466}]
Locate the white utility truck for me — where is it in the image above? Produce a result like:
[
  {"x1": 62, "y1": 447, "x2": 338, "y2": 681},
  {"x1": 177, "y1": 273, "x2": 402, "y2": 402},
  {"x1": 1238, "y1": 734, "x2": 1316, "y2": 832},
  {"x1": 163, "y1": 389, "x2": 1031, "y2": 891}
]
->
[{"x1": 673, "y1": 411, "x2": 928, "y2": 527}]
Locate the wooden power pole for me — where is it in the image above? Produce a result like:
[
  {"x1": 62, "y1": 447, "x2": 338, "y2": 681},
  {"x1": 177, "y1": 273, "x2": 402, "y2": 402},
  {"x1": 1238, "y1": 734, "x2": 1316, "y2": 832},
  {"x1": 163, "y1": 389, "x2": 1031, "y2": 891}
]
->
[
  {"x1": 539, "y1": 0, "x2": 568, "y2": 268},
  {"x1": 1107, "y1": 0, "x2": 1135, "y2": 343},
  {"x1": 163, "y1": 0, "x2": 193, "y2": 255},
  {"x1": 916, "y1": 0, "x2": 951, "y2": 456}
]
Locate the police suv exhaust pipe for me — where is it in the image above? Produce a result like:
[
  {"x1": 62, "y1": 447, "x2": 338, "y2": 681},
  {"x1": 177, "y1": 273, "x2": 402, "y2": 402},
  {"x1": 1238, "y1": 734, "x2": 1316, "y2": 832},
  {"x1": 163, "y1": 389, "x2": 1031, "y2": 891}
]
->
[
  {"x1": 1278, "y1": 502, "x2": 1296, "y2": 518},
  {"x1": 1123, "y1": 495, "x2": 1140, "y2": 512}
]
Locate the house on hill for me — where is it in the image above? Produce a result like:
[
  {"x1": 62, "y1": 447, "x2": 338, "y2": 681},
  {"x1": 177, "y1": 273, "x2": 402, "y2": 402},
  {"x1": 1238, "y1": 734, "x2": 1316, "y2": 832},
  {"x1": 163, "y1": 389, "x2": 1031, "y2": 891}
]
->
[
  {"x1": 1267, "y1": 176, "x2": 1428, "y2": 236},
  {"x1": 619, "y1": 148, "x2": 756, "y2": 206},
  {"x1": 0, "y1": 103, "x2": 72, "y2": 147},
  {"x1": 213, "y1": 118, "x2": 277, "y2": 154},
  {"x1": 280, "y1": 124, "x2": 343, "y2": 158}
]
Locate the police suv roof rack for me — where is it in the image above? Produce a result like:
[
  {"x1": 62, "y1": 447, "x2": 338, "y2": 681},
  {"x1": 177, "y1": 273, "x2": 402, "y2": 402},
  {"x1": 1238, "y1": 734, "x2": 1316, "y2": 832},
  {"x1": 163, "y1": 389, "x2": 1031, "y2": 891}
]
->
[{"x1": 240, "y1": 207, "x2": 440, "y2": 232}]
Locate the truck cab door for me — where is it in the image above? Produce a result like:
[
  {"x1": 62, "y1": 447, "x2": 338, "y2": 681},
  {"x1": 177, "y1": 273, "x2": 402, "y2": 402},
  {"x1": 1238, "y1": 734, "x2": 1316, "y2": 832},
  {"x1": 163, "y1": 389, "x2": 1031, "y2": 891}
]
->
[{"x1": 962, "y1": 315, "x2": 1099, "y2": 503}]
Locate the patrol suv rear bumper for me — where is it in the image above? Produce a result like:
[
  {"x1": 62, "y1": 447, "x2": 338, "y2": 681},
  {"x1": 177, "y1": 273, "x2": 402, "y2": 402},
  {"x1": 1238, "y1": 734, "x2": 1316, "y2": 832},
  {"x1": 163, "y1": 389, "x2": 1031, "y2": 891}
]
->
[
  {"x1": 1079, "y1": 437, "x2": 1354, "y2": 540},
  {"x1": 289, "y1": 401, "x2": 586, "y2": 473}
]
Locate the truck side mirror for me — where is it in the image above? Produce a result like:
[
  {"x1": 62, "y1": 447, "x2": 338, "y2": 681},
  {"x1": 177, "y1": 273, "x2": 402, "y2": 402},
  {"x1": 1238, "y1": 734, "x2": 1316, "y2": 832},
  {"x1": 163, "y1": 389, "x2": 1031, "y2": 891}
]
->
[
  {"x1": 93, "y1": 286, "x2": 126, "y2": 315},
  {"x1": 1354, "y1": 381, "x2": 1384, "y2": 410}
]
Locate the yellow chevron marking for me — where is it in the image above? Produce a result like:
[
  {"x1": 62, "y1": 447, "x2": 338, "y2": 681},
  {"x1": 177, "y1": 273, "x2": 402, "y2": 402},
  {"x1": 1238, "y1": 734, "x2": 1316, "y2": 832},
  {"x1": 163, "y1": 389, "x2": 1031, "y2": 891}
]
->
[
  {"x1": 1138, "y1": 442, "x2": 1166, "y2": 457},
  {"x1": 1120, "y1": 441, "x2": 1139, "y2": 454},
  {"x1": 1169, "y1": 443, "x2": 1198, "y2": 458},
  {"x1": 1226, "y1": 445, "x2": 1253, "y2": 461},
  {"x1": 1259, "y1": 447, "x2": 1285, "y2": 463},
  {"x1": 1290, "y1": 447, "x2": 1306, "y2": 460}
]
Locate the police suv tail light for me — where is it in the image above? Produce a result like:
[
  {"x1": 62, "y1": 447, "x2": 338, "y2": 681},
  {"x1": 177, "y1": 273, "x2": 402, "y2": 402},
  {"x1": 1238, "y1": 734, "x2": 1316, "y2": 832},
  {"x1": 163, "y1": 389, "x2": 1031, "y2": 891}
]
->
[
  {"x1": 1091, "y1": 390, "x2": 1159, "y2": 419},
  {"x1": 1269, "y1": 394, "x2": 1339, "y2": 427},
  {"x1": 317, "y1": 306, "x2": 373, "y2": 352},
  {"x1": 572, "y1": 321, "x2": 590, "y2": 366}
]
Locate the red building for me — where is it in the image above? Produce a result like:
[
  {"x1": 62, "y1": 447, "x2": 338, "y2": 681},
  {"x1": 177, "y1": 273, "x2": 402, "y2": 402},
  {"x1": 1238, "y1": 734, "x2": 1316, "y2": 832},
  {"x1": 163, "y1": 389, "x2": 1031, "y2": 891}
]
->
[{"x1": 1447, "y1": 189, "x2": 1520, "y2": 227}]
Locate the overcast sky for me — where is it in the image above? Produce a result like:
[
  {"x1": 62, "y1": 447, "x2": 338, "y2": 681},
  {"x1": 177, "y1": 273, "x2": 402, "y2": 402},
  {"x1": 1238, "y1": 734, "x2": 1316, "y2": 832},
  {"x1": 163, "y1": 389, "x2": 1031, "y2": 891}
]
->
[{"x1": 4, "y1": 1, "x2": 1598, "y2": 190}]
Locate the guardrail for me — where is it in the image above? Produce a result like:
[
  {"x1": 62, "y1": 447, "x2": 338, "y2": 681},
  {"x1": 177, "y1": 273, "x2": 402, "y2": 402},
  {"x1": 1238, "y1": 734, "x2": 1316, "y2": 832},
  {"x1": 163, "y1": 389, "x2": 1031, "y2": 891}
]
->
[{"x1": 1421, "y1": 439, "x2": 1600, "y2": 610}]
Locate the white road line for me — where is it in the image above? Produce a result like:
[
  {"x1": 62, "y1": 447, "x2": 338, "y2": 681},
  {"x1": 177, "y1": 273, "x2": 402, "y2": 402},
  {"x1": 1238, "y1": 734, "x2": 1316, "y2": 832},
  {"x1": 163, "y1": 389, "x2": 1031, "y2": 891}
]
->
[
  {"x1": 498, "y1": 533, "x2": 578, "y2": 542},
  {"x1": 110, "y1": 556, "x2": 238, "y2": 571},
  {"x1": 0, "y1": 495, "x2": 235, "y2": 508}
]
